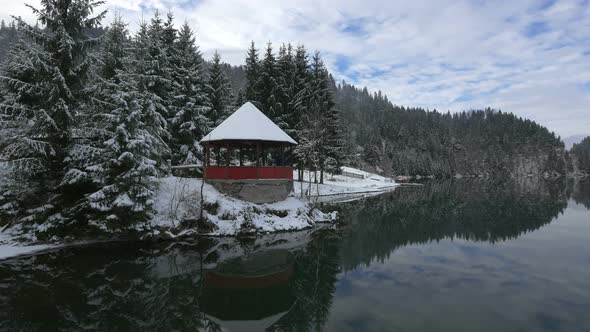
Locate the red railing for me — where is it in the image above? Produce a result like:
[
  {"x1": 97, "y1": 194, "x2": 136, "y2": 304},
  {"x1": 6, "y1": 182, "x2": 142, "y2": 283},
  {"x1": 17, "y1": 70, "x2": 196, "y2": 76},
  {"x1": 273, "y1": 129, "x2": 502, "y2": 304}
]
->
[{"x1": 205, "y1": 166, "x2": 293, "y2": 180}]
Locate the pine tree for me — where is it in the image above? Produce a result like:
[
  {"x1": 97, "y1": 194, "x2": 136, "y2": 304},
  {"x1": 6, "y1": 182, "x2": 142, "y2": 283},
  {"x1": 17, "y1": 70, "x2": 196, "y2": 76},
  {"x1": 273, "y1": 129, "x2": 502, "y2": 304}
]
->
[
  {"x1": 259, "y1": 42, "x2": 282, "y2": 122},
  {"x1": 162, "y1": 11, "x2": 177, "y2": 58},
  {"x1": 0, "y1": 0, "x2": 106, "y2": 235},
  {"x1": 80, "y1": 16, "x2": 170, "y2": 230},
  {"x1": 207, "y1": 51, "x2": 234, "y2": 126},
  {"x1": 133, "y1": 15, "x2": 172, "y2": 161},
  {"x1": 276, "y1": 43, "x2": 297, "y2": 136},
  {"x1": 140, "y1": 12, "x2": 173, "y2": 120},
  {"x1": 100, "y1": 14, "x2": 128, "y2": 81},
  {"x1": 244, "y1": 41, "x2": 261, "y2": 106},
  {"x1": 308, "y1": 51, "x2": 344, "y2": 182},
  {"x1": 291, "y1": 44, "x2": 311, "y2": 181},
  {"x1": 324, "y1": 74, "x2": 347, "y2": 175},
  {"x1": 168, "y1": 22, "x2": 211, "y2": 166}
]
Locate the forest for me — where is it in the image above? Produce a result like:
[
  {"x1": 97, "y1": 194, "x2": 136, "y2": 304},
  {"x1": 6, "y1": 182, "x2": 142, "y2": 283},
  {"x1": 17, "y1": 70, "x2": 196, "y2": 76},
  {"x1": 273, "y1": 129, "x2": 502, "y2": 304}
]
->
[{"x1": 0, "y1": 0, "x2": 588, "y2": 236}]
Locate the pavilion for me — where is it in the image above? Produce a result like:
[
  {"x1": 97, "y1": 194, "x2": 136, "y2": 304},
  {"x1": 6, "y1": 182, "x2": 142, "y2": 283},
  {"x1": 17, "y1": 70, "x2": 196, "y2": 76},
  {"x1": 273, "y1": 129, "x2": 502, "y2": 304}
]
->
[{"x1": 199, "y1": 102, "x2": 298, "y2": 203}]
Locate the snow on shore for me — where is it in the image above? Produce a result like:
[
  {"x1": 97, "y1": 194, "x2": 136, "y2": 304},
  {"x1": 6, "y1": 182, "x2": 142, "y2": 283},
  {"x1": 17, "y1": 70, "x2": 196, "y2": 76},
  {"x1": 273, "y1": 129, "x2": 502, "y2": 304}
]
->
[
  {"x1": 150, "y1": 177, "x2": 337, "y2": 237},
  {"x1": 0, "y1": 235, "x2": 56, "y2": 260},
  {"x1": 1, "y1": 166, "x2": 392, "y2": 260},
  {"x1": 293, "y1": 167, "x2": 398, "y2": 198}
]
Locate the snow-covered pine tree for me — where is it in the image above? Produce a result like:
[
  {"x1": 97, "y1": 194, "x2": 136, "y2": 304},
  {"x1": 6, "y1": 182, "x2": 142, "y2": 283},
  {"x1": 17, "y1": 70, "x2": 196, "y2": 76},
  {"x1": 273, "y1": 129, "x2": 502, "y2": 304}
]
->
[
  {"x1": 0, "y1": 0, "x2": 106, "y2": 236},
  {"x1": 244, "y1": 41, "x2": 261, "y2": 107},
  {"x1": 293, "y1": 96, "x2": 326, "y2": 194},
  {"x1": 81, "y1": 16, "x2": 171, "y2": 231},
  {"x1": 277, "y1": 43, "x2": 297, "y2": 137},
  {"x1": 168, "y1": 22, "x2": 211, "y2": 166},
  {"x1": 258, "y1": 42, "x2": 283, "y2": 123},
  {"x1": 324, "y1": 74, "x2": 347, "y2": 175},
  {"x1": 207, "y1": 50, "x2": 234, "y2": 126},
  {"x1": 308, "y1": 51, "x2": 344, "y2": 183},
  {"x1": 133, "y1": 15, "x2": 172, "y2": 162},
  {"x1": 101, "y1": 14, "x2": 128, "y2": 81},
  {"x1": 162, "y1": 11, "x2": 177, "y2": 59},
  {"x1": 292, "y1": 44, "x2": 312, "y2": 181},
  {"x1": 140, "y1": 12, "x2": 173, "y2": 122}
]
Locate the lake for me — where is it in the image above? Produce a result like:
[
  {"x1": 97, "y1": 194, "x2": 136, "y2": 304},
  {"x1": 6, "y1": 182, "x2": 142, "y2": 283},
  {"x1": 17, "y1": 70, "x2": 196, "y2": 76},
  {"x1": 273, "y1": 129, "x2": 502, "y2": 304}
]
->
[{"x1": 1, "y1": 179, "x2": 590, "y2": 331}]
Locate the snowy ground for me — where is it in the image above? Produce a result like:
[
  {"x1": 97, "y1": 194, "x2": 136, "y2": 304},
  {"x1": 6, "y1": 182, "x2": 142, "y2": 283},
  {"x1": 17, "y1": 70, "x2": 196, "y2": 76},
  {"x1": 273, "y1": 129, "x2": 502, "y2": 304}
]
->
[
  {"x1": 293, "y1": 167, "x2": 398, "y2": 198},
  {"x1": 0, "y1": 232, "x2": 56, "y2": 260},
  {"x1": 150, "y1": 176, "x2": 337, "y2": 238}
]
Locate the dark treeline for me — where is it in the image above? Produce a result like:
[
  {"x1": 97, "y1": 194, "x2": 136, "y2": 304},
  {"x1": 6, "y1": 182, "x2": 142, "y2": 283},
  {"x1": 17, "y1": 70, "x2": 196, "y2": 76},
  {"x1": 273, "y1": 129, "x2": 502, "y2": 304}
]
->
[{"x1": 335, "y1": 83, "x2": 568, "y2": 178}]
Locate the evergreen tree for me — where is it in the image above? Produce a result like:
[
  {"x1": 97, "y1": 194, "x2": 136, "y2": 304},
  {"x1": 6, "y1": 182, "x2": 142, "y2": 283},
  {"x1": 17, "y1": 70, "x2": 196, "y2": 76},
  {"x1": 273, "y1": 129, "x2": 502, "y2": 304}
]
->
[
  {"x1": 82, "y1": 16, "x2": 170, "y2": 230},
  {"x1": 243, "y1": 41, "x2": 261, "y2": 106},
  {"x1": 100, "y1": 14, "x2": 128, "y2": 81},
  {"x1": 168, "y1": 22, "x2": 211, "y2": 165},
  {"x1": 0, "y1": 0, "x2": 106, "y2": 235},
  {"x1": 162, "y1": 11, "x2": 177, "y2": 58},
  {"x1": 308, "y1": 51, "x2": 344, "y2": 182},
  {"x1": 291, "y1": 44, "x2": 311, "y2": 181},
  {"x1": 277, "y1": 43, "x2": 297, "y2": 136},
  {"x1": 207, "y1": 51, "x2": 234, "y2": 126},
  {"x1": 324, "y1": 74, "x2": 347, "y2": 175},
  {"x1": 258, "y1": 42, "x2": 282, "y2": 122},
  {"x1": 133, "y1": 15, "x2": 172, "y2": 160},
  {"x1": 140, "y1": 12, "x2": 173, "y2": 120}
]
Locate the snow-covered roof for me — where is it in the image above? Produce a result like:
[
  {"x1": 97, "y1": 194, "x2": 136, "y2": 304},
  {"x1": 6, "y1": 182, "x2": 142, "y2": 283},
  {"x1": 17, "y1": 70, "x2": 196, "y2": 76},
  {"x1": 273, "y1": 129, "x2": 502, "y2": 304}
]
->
[{"x1": 199, "y1": 102, "x2": 297, "y2": 145}]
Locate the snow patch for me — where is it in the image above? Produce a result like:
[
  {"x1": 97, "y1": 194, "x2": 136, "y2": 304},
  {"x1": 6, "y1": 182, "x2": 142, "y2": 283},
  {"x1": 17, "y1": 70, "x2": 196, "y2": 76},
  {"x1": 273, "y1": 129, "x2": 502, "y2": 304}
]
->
[
  {"x1": 150, "y1": 176, "x2": 336, "y2": 237},
  {"x1": 293, "y1": 166, "x2": 398, "y2": 199}
]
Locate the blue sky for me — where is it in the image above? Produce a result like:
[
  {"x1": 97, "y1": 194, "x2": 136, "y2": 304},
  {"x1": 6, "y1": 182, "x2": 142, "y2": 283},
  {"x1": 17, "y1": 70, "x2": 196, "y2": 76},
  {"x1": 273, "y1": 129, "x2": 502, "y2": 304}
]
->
[{"x1": 2, "y1": 0, "x2": 589, "y2": 137}]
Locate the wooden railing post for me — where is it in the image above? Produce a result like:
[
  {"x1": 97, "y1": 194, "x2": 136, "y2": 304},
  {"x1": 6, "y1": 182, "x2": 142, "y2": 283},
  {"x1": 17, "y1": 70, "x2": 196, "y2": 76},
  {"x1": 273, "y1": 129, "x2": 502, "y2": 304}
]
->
[
  {"x1": 256, "y1": 142, "x2": 261, "y2": 179},
  {"x1": 226, "y1": 143, "x2": 230, "y2": 179}
]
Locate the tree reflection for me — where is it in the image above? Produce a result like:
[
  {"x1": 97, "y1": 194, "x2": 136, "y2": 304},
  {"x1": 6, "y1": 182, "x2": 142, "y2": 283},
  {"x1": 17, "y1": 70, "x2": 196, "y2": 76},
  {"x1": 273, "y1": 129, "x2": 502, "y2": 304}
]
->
[
  {"x1": 337, "y1": 179, "x2": 569, "y2": 271},
  {"x1": 0, "y1": 230, "x2": 342, "y2": 332},
  {"x1": 569, "y1": 179, "x2": 590, "y2": 209}
]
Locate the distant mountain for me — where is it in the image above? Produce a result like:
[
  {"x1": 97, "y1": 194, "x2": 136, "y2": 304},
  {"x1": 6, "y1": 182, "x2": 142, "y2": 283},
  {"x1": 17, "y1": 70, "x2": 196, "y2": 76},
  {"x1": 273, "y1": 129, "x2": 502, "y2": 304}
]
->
[{"x1": 564, "y1": 135, "x2": 589, "y2": 150}]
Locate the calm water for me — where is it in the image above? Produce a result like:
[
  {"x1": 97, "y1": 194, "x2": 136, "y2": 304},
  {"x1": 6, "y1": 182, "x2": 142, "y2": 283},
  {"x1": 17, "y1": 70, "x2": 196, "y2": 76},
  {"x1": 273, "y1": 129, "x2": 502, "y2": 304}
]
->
[{"x1": 1, "y1": 179, "x2": 590, "y2": 331}]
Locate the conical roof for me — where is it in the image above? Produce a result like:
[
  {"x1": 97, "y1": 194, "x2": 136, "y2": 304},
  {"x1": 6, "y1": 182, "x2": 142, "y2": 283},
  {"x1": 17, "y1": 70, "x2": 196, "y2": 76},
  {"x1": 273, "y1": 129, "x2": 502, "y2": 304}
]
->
[{"x1": 199, "y1": 102, "x2": 297, "y2": 145}]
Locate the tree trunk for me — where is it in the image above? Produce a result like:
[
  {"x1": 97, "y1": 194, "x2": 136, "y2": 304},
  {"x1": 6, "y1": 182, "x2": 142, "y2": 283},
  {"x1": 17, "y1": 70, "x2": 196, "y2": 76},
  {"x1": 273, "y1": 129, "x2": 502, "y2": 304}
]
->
[{"x1": 320, "y1": 170, "x2": 324, "y2": 184}]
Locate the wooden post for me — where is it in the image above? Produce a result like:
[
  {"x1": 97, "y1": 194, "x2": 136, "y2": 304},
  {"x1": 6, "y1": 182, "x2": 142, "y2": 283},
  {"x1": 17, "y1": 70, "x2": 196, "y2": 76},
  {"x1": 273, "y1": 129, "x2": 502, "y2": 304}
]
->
[
  {"x1": 204, "y1": 144, "x2": 210, "y2": 179},
  {"x1": 281, "y1": 144, "x2": 285, "y2": 166},
  {"x1": 256, "y1": 142, "x2": 261, "y2": 179},
  {"x1": 226, "y1": 143, "x2": 230, "y2": 179},
  {"x1": 239, "y1": 147, "x2": 243, "y2": 166}
]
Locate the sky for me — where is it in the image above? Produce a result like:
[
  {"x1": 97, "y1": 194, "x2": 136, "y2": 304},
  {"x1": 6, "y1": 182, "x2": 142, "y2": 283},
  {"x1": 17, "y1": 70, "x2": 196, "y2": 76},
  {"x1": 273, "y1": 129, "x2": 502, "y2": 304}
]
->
[{"x1": 1, "y1": 0, "x2": 589, "y2": 138}]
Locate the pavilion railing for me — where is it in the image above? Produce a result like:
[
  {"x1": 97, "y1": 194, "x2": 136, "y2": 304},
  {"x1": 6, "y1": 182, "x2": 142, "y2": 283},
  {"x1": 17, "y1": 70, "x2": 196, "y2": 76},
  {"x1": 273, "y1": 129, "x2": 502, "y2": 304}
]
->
[{"x1": 205, "y1": 166, "x2": 293, "y2": 180}]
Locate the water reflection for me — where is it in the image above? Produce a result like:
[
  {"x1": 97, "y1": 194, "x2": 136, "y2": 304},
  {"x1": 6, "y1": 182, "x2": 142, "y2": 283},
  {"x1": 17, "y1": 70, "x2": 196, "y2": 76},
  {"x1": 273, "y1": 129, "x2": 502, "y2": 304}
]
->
[
  {"x1": 0, "y1": 179, "x2": 589, "y2": 331},
  {"x1": 337, "y1": 179, "x2": 570, "y2": 271}
]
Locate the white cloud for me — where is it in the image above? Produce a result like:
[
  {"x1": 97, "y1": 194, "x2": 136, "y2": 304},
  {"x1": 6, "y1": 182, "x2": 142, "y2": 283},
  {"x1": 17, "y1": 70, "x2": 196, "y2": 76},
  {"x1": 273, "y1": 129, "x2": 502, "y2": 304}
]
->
[{"x1": 1, "y1": 0, "x2": 589, "y2": 137}]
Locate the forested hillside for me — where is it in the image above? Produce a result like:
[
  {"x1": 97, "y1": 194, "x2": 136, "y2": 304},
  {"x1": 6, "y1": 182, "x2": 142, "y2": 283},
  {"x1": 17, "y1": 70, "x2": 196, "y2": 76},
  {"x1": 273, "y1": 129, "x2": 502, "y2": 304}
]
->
[
  {"x1": 334, "y1": 83, "x2": 566, "y2": 178},
  {"x1": 570, "y1": 137, "x2": 590, "y2": 176},
  {"x1": 0, "y1": 21, "x2": 18, "y2": 63},
  {"x1": 220, "y1": 64, "x2": 567, "y2": 178}
]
